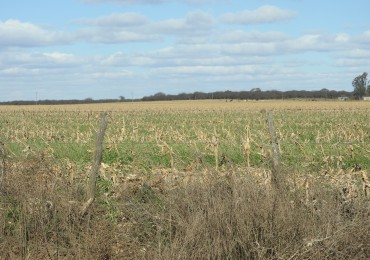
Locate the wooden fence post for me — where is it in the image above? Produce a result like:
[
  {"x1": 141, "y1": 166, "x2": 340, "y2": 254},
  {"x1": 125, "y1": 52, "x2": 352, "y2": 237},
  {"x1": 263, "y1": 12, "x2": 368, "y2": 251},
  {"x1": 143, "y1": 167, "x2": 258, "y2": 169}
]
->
[
  {"x1": 80, "y1": 112, "x2": 108, "y2": 216},
  {"x1": 0, "y1": 141, "x2": 5, "y2": 189},
  {"x1": 267, "y1": 111, "x2": 281, "y2": 191}
]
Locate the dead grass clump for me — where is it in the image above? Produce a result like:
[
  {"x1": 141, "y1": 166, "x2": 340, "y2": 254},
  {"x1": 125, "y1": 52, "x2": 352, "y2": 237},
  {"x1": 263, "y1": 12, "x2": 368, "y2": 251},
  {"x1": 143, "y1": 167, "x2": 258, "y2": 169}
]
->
[
  {"x1": 157, "y1": 175, "x2": 306, "y2": 259},
  {"x1": 0, "y1": 156, "x2": 114, "y2": 259},
  {"x1": 113, "y1": 171, "x2": 369, "y2": 259},
  {"x1": 1, "y1": 156, "x2": 369, "y2": 259}
]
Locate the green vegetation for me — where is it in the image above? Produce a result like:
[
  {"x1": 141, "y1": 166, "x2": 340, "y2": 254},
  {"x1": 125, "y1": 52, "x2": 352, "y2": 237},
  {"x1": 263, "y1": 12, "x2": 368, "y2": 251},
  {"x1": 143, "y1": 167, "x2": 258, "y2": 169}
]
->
[
  {"x1": 352, "y1": 72, "x2": 370, "y2": 99},
  {"x1": 0, "y1": 109, "x2": 369, "y2": 173}
]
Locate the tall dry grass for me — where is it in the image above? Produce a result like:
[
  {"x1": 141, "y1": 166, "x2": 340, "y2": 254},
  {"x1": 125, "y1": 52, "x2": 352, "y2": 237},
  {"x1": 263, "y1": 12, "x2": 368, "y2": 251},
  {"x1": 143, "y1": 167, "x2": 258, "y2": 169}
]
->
[
  {"x1": 0, "y1": 155, "x2": 369, "y2": 259},
  {"x1": 118, "y1": 171, "x2": 369, "y2": 259},
  {"x1": 0, "y1": 156, "x2": 113, "y2": 259}
]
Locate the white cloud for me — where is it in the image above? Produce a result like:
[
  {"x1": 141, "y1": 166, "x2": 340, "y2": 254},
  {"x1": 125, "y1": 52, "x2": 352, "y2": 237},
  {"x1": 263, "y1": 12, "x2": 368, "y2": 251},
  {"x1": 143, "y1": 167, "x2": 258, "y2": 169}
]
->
[
  {"x1": 221, "y1": 5, "x2": 296, "y2": 24},
  {"x1": 357, "y1": 30, "x2": 370, "y2": 43},
  {"x1": 221, "y1": 42, "x2": 277, "y2": 55},
  {"x1": 154, "y1": 65, "x2": 256, "y2": 76},
  {"x1": 280, "y1": 33, "x2": 352, "y2": 53},
  {"x1": 334, "y1": 59, "x2": 370, "y2": 68},
  {"x1": 0, "y1": 19, "x2": 71, "y2": 47},
  {"x1": 0, "y1": 67, "x2": 40, "y2": 76},
  {"x1": 75, "y1": 12, "x2": 158, "y2": 43},
  {"x1": 334, "y1": 33, "x2": 349, "y2": 43},
  {"x1": 91, "y1": 70, "x2": 133, "y2": 79},
  {"x1": 184, "y1": 0, "x2": 226, "y2": 3},
  {"x1": 81, "y1": 0, "x2": 226, "y2": 4},
  {"x1": 333, "y1": 48, "x2": 370, "y2": 68},
  {"x1": 0, "y1": 51, "x2": 133, "y2": 84},
  {"x1": 79, "y1": 28, "x2": 160, "y2": 43},
  {"x1": 182, "y1": 32, "x2": 350, "y2": 57},
  {"x1": 82, "y1": 0, "x2": 167, "y2": 4},
  {"x1": 287, "y1": 34, "x2": 322, "y2": 51},
  {"x1": 76, "y1": 12, "x2": 150, "y2": 27},
  {"x1": 0, "y1": 51, "x2": 82, "y2": 69},
  {"x1": 42, "y1": 52, "x2": 79, "y2": 63},
  {"x1": 96, "y1": 29, "x2": 360, "y2": 70},
  {"x1": 153, "y1": 11, "x2": 216, "y2": 34},
  {"x1": 340, "y1": 49, "x2": 370, "y2": 59},
  {"x1": 218, "y1": 30, "x2": 290, "y2": 43},
  {"x1": 101, "y1": 52, "x2": 157, "y2": 66},
  {"x1": 76, "y1": 11, "x2": 215, "y2": 43}
]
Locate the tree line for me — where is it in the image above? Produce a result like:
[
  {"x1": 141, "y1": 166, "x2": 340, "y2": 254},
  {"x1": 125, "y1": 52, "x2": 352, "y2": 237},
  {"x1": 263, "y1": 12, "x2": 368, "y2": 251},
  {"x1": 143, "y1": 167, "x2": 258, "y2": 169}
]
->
[
  {"x1": 0, "y1": 98, "x2": 123, "y2": 106},
  {"x1": 142, "y1": 89, "x2": 352, "y2": 102},
  {"x1": 0, "y1": 89, "x2": 354, "y2": 105},
  {"x1": 1, "y1": 72, "x2": 368, "y2": 105},
  {"x1": 143, "y1": 72, "x2": 369, "y2": 101}
]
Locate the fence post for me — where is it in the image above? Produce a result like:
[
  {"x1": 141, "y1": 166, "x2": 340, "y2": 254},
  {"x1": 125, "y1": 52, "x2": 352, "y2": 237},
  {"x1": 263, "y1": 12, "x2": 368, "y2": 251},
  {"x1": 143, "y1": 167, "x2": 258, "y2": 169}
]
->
[
  {"x1": 80, "y1": 112, "x2": 108, "y2": 216},
  {"x1": 0, "y1": 141, "x2": 5, "y2": 189},
  {"x1": 267, "y1": 111, "x2": 281, "y2": 190}
]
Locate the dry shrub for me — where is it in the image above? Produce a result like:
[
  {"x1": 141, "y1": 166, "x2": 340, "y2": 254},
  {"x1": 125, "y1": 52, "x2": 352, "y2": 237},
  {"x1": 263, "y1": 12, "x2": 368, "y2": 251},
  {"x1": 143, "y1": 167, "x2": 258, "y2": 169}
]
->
[
  {"x1": 0, "y1": 156, "x2": 113, "y2": 259},
  {"x1": 0, "y1": 156, "x2": 369, "y2": 259},
  {"x1": 114, "y1": 171, "x2": 369, "y2": 259}
]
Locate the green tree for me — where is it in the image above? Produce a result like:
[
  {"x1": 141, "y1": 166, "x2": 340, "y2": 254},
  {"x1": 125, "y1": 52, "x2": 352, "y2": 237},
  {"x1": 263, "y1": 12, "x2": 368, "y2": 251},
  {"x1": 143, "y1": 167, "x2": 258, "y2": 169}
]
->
[{"x1": 352, "y1": 72, "x2": 369, "y2": 99}]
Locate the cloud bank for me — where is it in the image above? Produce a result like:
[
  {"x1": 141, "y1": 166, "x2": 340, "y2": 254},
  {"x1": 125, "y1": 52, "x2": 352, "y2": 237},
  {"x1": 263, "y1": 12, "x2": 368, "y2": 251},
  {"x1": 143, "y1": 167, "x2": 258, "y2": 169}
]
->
[
  {"x1": 221, "y1": 5, "x2": 296, "y2": 24},
  {"x1": 1, "y1": 2, "x2": 369, "y2": 101}
]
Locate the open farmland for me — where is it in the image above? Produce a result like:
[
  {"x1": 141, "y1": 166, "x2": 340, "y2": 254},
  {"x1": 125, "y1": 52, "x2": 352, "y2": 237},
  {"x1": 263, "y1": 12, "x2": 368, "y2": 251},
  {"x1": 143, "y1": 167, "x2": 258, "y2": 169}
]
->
[
  {"x1": 0, "y1": 100, "x2": 369, "y2": 259},
  {"x1": 1, "y1": 100, "x2": 370, "y2": 173}
]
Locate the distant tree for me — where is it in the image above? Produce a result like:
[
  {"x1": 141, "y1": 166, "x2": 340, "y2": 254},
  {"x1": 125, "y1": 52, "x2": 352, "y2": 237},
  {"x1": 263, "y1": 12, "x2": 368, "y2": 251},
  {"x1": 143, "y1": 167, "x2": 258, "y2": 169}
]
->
[
  {"x1": 119, "y1": 96, "x2": 125, "y2": 101},
  {"x1": 250, "y1": 88, "x2": 261, "y2": 92},
  {"x1": 320, "y1": 88, "x2": 329, "y2": 98},
  {"x1": 352, "y1": 72, "x2": 369, "y2": 99},
  {"x1": 145, "y1": 92, "x2": 167, "y2": 101},
  {"x1": 154, "y1": 92, "x2": 166, "y2": 97}
]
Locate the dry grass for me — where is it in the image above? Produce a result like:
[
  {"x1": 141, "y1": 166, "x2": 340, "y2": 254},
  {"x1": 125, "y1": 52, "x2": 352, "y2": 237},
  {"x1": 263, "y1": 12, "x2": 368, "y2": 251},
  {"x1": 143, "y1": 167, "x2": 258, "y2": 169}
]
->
[
  {"x1": 0, "y1": 100, "x2": 369, "y2": 258},
  {"x1": 122, "y1": 170, "x2": 370, "y2": 259},
  {"x1": 0, "y1": 157, "x2": 113, "y2": 259},
  {"x1": 0, "y1": 156, "x2": 369, "y2": 259},
  {"x1": 1, "y1": 99, "x2": 370, "y2": 112}
]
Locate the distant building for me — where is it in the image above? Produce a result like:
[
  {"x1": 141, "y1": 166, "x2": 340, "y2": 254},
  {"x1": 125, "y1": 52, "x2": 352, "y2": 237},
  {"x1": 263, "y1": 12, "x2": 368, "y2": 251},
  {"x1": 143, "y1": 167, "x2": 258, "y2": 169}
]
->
[
  {"x1": 363, "y1": 97, "x2": 370, "y2": 101},
  {"x1": 338, "y1": 96, "x2": 349, "y2": 101}
]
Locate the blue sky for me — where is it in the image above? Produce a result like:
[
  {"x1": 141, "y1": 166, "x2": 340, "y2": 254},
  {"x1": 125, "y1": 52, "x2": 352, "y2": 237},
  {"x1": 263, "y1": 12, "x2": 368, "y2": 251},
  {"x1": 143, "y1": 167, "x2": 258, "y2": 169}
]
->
[{"x1": 1, "y1": 0, "x2": 370, "y2": 101}]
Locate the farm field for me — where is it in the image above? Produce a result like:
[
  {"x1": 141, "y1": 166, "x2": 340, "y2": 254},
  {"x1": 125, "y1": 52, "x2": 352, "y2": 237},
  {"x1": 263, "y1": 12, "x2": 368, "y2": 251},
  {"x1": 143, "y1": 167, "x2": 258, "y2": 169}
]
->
[
  {"x1": 1, "y1": 100, "x2": 370, "y2": 174},
  {"x1": 1, "y1": 99, "x2": 370, "y2": 111},
  {"x1": 0, "y1": 99, "x2": 369, "y2": 259}
]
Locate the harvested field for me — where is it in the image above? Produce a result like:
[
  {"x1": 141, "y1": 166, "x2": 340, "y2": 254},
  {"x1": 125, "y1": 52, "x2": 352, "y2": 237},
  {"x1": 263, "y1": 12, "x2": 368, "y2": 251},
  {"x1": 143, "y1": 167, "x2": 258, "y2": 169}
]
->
[
  {"x1": 1, "y1": 99, "x2": 370, "y2": 111},
  {"x1": 0, "y1": 100, "x2": 369, "y2": 259}
]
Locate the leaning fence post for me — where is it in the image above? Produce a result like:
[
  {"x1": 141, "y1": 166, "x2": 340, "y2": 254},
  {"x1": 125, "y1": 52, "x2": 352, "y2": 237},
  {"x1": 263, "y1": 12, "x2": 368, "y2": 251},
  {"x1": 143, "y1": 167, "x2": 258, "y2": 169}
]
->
[
  {"x1": 267, "y1": 111, "x2": 281, "y2": 190},
  {"x1": 80, "y1": 112, "x2": 108, "y2": 216},
  {"x1": 0, "y1": 141, "x2": 5, "y2": 189}
]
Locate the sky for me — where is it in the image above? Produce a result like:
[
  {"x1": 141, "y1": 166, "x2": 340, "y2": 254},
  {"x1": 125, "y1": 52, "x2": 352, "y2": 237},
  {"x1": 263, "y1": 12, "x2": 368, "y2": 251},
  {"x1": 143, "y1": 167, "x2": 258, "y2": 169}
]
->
[{"x1": 0, "y1": 0, "x2": 370, "y2": 101}]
